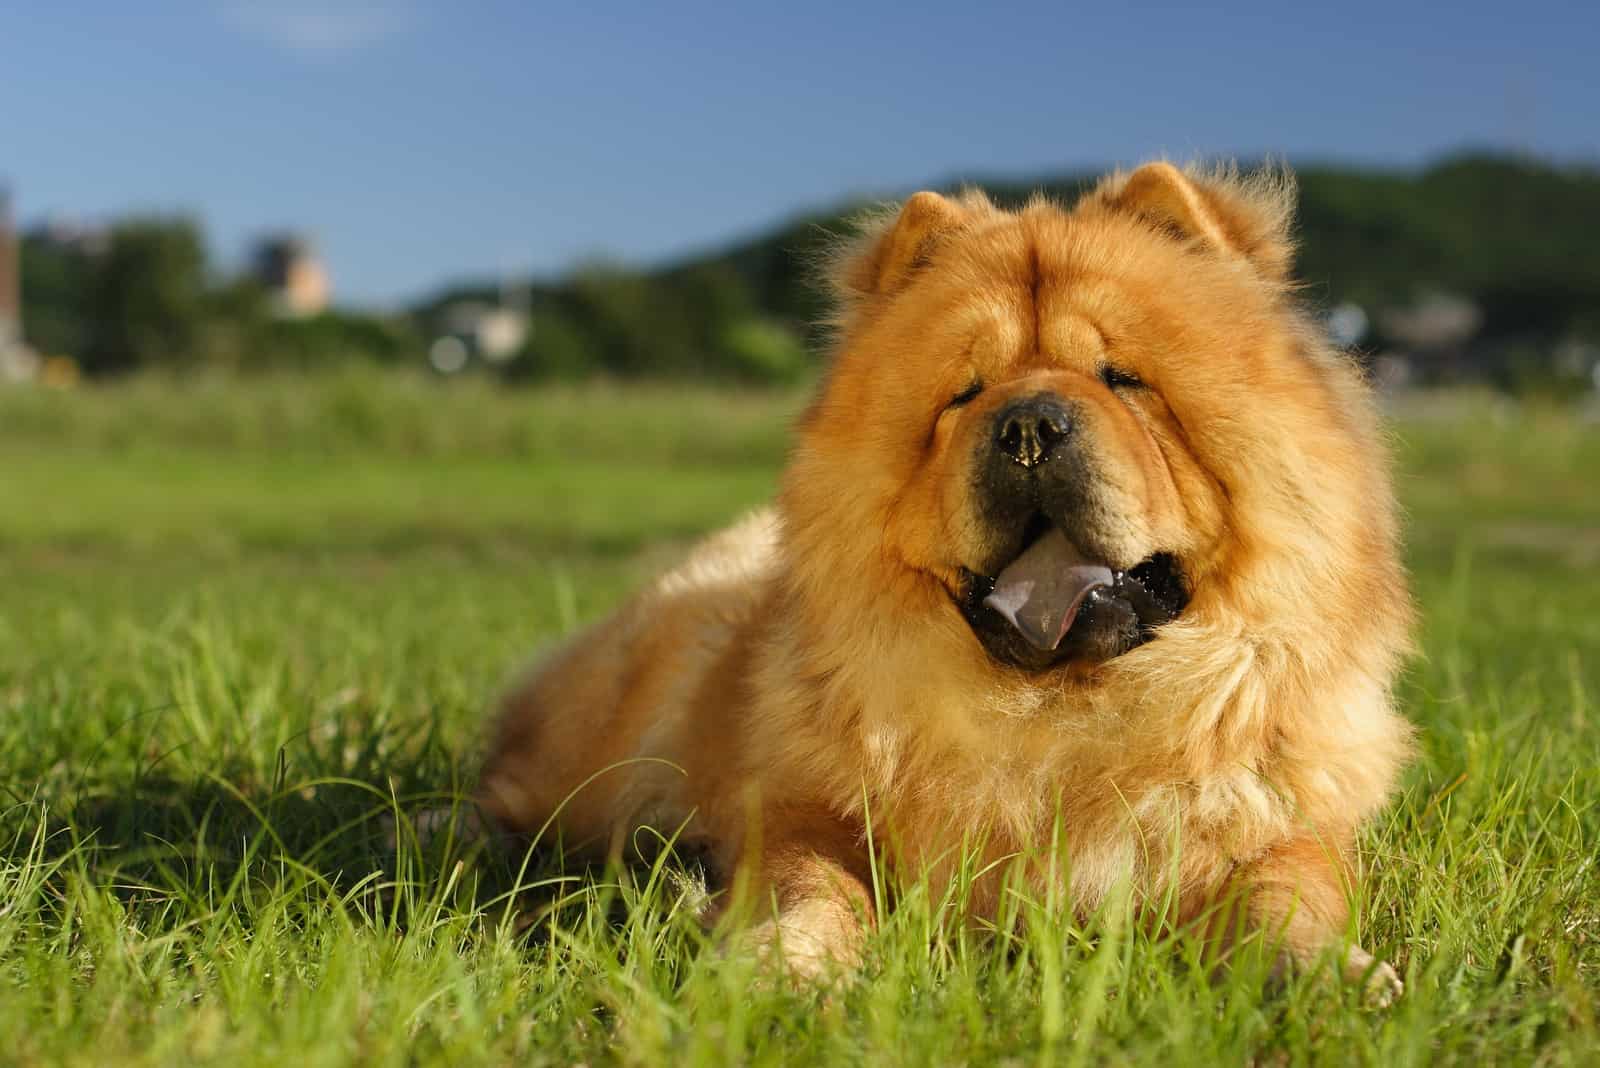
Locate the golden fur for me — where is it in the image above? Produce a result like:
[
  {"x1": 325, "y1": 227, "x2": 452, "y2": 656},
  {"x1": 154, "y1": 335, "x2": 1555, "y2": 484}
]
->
[{"x1": 478, "y1": 162, "x2": 1414, "y2": 995}]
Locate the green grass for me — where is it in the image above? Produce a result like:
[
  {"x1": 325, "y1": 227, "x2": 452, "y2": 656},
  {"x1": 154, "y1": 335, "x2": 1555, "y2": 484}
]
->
[{"x1": 2, "y1": 373, "x2": 1596, "y2": 1065}]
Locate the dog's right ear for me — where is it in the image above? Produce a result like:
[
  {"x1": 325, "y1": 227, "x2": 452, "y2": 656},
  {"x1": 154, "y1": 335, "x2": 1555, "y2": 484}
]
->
[{"x1": 829, "y1": 191, "x2": 977, "y2": 305}]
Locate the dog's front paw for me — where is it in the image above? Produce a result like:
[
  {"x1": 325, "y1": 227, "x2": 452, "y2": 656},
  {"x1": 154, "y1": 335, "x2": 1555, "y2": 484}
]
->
[
  {"x1": 1343, "y1": 944, "x2": 1404, "y2": 1007},
  {"x1": 741, "y1": 898, "x2": 865, "y2": 984}
]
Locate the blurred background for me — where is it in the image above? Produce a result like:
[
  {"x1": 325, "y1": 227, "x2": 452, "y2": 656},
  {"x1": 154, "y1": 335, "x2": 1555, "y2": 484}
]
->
[{"x1": 2, "y1": 1, "x2": 1597, "y2": 394}]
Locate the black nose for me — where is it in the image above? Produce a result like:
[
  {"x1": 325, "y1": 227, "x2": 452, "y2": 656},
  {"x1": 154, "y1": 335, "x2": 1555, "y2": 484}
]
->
[{"x1": 994, "y1": 395, "x2": 1071, "y2": 468}]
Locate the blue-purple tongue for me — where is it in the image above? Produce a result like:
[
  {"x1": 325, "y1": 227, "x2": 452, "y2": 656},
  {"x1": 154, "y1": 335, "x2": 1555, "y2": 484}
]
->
[{"x1": 981, "y1": 528, "x2": 1115, "y2": 651}]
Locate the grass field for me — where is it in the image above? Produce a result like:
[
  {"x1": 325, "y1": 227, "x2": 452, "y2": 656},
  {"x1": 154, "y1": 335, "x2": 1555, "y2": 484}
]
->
[{"x1": 2, "y1": 372, "x2": 1597, "y2": 1066}]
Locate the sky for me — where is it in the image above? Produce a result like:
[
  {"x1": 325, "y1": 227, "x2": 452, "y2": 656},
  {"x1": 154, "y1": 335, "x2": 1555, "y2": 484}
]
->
[{"x1": 3, "y1": 1, "x2": 1597, "y2": 306}]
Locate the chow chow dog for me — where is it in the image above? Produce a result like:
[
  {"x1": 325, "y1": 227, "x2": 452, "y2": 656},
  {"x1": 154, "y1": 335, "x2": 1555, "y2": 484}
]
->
[{"x1": 477, "y1": 162, "x2": 1413, "y2": 998}]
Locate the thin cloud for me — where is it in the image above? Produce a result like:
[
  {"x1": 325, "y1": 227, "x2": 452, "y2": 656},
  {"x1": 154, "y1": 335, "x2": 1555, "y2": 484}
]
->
[{"x1": 221, "y1": 2, "x2": 420, "y2": 58}]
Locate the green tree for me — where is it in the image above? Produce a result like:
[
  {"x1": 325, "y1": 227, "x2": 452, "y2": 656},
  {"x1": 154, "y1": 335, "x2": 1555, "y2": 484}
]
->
[
  {"x1": 18, "y1": 233, "x2": 96, "y2": 359},
  {"x1": 82, "y1": 218, "x2": 207, "y2": 374}
]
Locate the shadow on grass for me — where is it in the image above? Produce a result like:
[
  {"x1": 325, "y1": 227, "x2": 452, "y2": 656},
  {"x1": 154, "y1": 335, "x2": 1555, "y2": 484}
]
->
[{"x1": 4, "y1": 766, "x2": 718, "y2": 955}]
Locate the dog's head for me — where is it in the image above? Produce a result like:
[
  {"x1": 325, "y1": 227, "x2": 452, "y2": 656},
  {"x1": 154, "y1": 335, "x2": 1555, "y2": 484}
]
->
[{"x1": 781, "y1": 162, "x2": 1403, "y2": 679}]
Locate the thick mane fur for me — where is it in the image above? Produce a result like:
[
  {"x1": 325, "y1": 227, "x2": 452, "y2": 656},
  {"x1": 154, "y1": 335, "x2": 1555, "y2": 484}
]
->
[{"x1": 757, "y1": 166, "x2": 1412, "y2": 908}]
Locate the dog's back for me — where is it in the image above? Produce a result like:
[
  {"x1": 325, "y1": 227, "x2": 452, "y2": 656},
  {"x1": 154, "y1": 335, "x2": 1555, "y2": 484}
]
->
[{"x1": 477, "y1": 510, "x2": 779, "y2": 860}]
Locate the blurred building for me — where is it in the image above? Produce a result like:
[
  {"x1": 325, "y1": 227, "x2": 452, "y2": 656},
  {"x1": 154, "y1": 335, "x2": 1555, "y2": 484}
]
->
[
  {"x1": 429, "y1": 300, "x2": 529, "y2": 374},
  {"x1": 1376, "y1": 289, "x2": 1485, "y2": 384},
  {"x1": 1326, "y1": 302, "x2": 1370, "y2": 349},
  {"x1": 1379, "y1": 290, "x2": 1483, "y2": 353},
  {"x1": 252, "y1": 234, "x2": 330, "y2": 317},
  {"x1": 0, "y1": 186, "x2": 40, "y2": 381},
  {"x1": 27, "y1": 215, "x2": 109, "y2": 257}
]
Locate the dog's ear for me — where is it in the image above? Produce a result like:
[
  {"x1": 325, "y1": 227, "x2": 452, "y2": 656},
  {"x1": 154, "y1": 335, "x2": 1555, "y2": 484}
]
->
[
  {"x1": 1096, "y1": 161, "x2": 1296, "y2": 282},
  {"x1": 830, "y1": 190, "x2": 981, "y2": 304}
]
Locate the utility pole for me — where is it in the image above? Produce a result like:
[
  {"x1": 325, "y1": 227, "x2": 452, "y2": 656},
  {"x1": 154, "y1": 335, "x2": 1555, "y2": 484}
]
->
[
  {"x1": 0, "y1": 185, "x2": 19, "y2": 339},
  {"x1": 0, "y1": 184, "x2": 39, "y2": 381}
]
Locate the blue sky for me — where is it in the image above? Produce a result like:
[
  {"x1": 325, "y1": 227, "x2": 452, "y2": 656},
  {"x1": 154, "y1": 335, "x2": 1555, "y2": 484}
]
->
[{"x1": 3, "y1": 1, "x2": 1596, "y2": 306}]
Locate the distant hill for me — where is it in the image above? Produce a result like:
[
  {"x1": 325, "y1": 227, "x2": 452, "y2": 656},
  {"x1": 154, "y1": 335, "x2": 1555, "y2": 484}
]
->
[
  {"x1": 418, "y1": 153, "x2": 1600, "y2": 385},
  {"x1": 28, "y1": 155, "x2": 1595, "y2": 384}
]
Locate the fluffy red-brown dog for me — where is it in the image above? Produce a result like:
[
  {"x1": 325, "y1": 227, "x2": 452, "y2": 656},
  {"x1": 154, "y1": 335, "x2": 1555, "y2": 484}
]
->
[{"x1": 478, "y1": 162, "x2": 1413, "y2": 997}]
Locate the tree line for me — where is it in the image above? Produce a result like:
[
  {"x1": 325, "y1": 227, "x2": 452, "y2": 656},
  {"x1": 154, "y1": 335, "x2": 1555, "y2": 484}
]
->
[{"x1": 20, "y1": 153, "x2": 1600, "y2": 385}]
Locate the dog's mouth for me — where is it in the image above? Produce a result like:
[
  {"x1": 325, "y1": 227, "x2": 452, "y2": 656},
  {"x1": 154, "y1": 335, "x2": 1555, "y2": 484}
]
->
[{"x1": 957, "y1": 514, "x2": 1188, "y2": 667}]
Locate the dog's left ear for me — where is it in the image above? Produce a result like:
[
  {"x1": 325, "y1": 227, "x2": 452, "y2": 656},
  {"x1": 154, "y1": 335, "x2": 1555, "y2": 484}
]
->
[
  {"x1": 827, "y1": 189, "x2": 991, "y2": 315},
  {"x1": 844, "y1": 191, "x2": 965, "y2": 297},
  {"x1": 1096, "y1": 161, "x2": 1296, "y2": 282}
]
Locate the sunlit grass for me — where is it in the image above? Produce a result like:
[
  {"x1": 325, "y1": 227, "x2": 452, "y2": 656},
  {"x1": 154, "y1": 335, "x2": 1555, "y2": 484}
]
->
[{"x1": 1, "y1": 377, "x2": 1595, "y2": 1064}]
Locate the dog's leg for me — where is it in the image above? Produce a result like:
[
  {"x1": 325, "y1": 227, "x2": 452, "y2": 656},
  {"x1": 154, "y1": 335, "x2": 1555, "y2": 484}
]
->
[
  {"x1": 1220, "y1": 833, "x2": 1403, "y2": 1005},
  {"x1": 731, "y1": 810, "x2": 874, "y2": 980}
]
